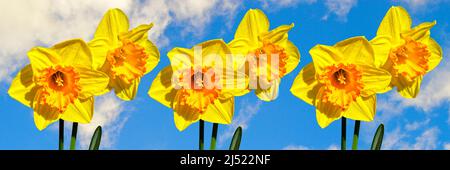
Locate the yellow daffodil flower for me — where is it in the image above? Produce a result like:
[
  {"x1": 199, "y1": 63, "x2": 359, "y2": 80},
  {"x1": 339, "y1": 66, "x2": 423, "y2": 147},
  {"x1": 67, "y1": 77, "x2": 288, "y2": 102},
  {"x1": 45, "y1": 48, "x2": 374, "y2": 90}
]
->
[
  {"x1": 371, "y1": 6, "x2": 442, "y2": 98},
  {"x1": 89, "y1": 8, "x2": 160, "y2": 101},
  {"x1": 290, "y1": 37, "x2": 391, "y2": 128},
  {"x1": 228, "y1": 9, "x2": 300, "y2": 101},
  {"x1": 149, "y1": 40, "x2": 247, "y2": 131},
  {"x1": 8, "y1": 39, "x2": 109, "y2": 130}
]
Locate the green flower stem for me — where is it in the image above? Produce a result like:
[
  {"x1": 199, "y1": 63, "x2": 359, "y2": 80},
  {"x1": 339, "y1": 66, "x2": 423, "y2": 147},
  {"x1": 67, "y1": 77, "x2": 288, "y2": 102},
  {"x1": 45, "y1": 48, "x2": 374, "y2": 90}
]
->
[
  {"x1": 210, "y1": 123, "x2": 219, "y2": 150},
  {"x1": 70, "y1": 122, "x2": 78, "y2": 150},
  {"x1": 341, "y1": 118, "x2": 346, "y2": 150},
  {"x1": 352, "y1": 120, "x2": 361, "y2": 150},
  {"x1": 199, "y1": 120, "x2": 204, "y2": 150},
  {"x1": 59, "y1": 119, "x2": 64, "y2": 150}
]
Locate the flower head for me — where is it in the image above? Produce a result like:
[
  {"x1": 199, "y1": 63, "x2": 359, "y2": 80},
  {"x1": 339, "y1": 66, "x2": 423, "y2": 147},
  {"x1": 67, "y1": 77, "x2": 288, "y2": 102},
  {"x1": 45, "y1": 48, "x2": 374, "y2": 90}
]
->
[
  {"x1": 8, "y1": 39, "x2": 109, "y2": 130},
  {"x1": 228, "y1": 9, "x2": 300, "y2": 101},
  {"x1": 290, "y1": 37, "x2": 391, "y2": 128},
  {"x1": 371, "y1": 6, "x2": 442, "y2": 98},
  {"x1": 89, "y1": 8, "x2": 160, "y2": 101},
  {"x1": 148, "y1": 40, "x2": 247, "y2": 131}
]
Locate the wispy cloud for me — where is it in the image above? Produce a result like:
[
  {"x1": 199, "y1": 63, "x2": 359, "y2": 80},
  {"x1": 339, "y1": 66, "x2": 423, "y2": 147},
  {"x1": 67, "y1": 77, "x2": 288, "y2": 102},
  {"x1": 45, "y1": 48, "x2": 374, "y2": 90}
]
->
[
  {"x1": 444, "y1": 143, "x2": 450, "y2": 150},
  {"x1": 258, "y1": 0, "x2": 357, "y2": 21},
  {"x1": 282, "y1": 144, "x2": 338, "y2": 150},
  {"x1": 283, "y1": 144, "x2": 310, "y2": 150},
  {"x1": 405, "y1": 118, "x2": 431, "y2": 131},
  {"x1": 327, "y1": 144, "x2": 339, "y2": 150},
  {"x1": 259, "y1": 0, "x2": 317, "y2": 10},
  {"x1": 383, "y1": 126, "x2": 440, "y2": 150},
  {"x1": 0, "y1": 0, "x2": 132, "y2": 82},
  {"x1": 0, "y1": 0, "x2": 241, "y2": 83},
  {"x1": 218, "y1": 99, "x2": 263, "y2": 147},
  {"x1": 322, "y1": 0, "x2": 358, "y2": 21},
  {"x1": 393, "y1": 0, "x2": 449, "y2": 13},
  {"x1": 78, "y1": 93, "x2": 129, "y2": 149}
]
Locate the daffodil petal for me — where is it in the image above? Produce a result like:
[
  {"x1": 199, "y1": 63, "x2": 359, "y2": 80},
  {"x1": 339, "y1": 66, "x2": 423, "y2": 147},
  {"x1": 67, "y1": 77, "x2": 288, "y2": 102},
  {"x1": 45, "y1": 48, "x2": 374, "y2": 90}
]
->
[
  {"x1": 141, "y1": 39, "x2": 160, "y2": 74},
  {"x1": 32, "y1": 89, "x2": 61, "y2": 131},
  {"x1": 227, "y1": 39, "x2": 250, "y2": 74},
  {"x1": 202, "y1": 98, "x2": 234, "y2": 124},
  {"x1": 370, "y1": 35, "x2": 393, "y2": 67},
  {"x1": 427, "y1": 38, "x2": 442, "y2": 72},
  {"x1": 173, "y1": 110, "x2": 200, "y2": 132},
  {"x1": 28, "y1": 47, "x2": 59, "y2": 72},
  {"x1": 334, "y1": 36, "x2": 374, "y2": 66},
  {"x1": 235, "y1": 9, "x2": 269, "y2": 48},
  {"x1": 285, "y1": 40, "x2": 300, "y2": 75},
  {"x1": 114, "y1": 77, "x2": 140, "y2": 101},
  {"x1": 167, "y1": 47, "x2": 193, "y2": 71},
  {"x1": 8, "y1": 65, "x2": 38, "y2": 107},
  {"x1": 397, "y1": 75, "x2": 422, "y2": 98},
  {"x1": 220, "y1": 69, "x2": 250, "y2": 98},
  {"x1": 148, "y1": 67, "x2": 177, "y2": 108},
  {"x1": 76, "y1": 67, "x2": 110, "y2": 99},
  {"x1": 89, "y1": 37, "x2": 111, "y2": 70},
  {"x1": 61, "y1": 97, "x2": 93, "y2": 124},
  {"x1": 52, "y1": 39, "x2": 92, "y2": 69},
  {"x1": 290, "y1": 63, "x2": 320, "y2": 105},
  {"x1": 377, "y1": 6, "x2": 412, "y2": 43},
  {"x1": 94, "y1": 8, "x2": 129, "y2": 46},
  {"x1": 343, "y1": 95, "x2": 376, "y2": 121},
  {"x1": 261, "y1": 24, "x2": 294, "y2": 46},
  {"x1": 228, "y1": 38, "x2": 251, "y2": 55},
  {"x1": 200, "y1": 39, "x2": 230, "y2": 68},
  {"x1": 315, "y1": 87, "x2": 343, "y2": 128},
  {"x1": 360, "y1": 64, "x2": 392, "y2": 96},
  {"x1": 120, "y1": 24, "x2": 153, "y2": 43},
  {"x1": 173, "y1": 91, "x2": 201, "y2": 131},
  {"x1": 402, "y1": 21, "x2": 436, "y2": 43},
  {"x1": 310, "y1": 45, "x2": 342, "y2": 75},
  {"x1": 255, "y1": 79, "x2": 280, "y2": 101}
]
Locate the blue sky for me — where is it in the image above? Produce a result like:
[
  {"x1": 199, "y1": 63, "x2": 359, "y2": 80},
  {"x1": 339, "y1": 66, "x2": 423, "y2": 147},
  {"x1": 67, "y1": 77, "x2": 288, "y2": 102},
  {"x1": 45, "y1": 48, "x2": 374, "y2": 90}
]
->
[{"x1": 1, "y1": 0, "x2": 450, "y2": 150}]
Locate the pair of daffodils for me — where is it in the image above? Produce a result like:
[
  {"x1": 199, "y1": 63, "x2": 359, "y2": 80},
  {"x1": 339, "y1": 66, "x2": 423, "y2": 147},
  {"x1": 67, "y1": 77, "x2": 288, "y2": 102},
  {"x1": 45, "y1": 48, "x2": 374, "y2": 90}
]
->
[
  {"x1": 149, "y1": 9, "x2": 300, "y2": 131},
  {"x1": 291, "y1": 6, "x2": 442, "y2": 128},
  {"x1": 8, "y1": 9, "x2": 160, "y2": 130}
]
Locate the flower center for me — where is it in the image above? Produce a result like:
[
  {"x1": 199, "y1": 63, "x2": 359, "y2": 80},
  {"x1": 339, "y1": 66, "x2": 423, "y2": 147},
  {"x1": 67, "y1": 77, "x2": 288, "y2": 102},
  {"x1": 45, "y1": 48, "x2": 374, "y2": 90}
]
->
[
  {"x1": 107, "y1": 39, "x2": 148, "y2": 84},
  {"x1": 389, "y1": 38, "x2": 430, "y2": 81},
  {"x1": 52, "y1": 71, "x2": 65, "y2": 87},
  {"x1": 36, "y1": 66, "x2": 81, "y2": 113},
  {"x1": 174, "y1": 68, "x2": 221, "y2": 114},
  {"x1": 252, "y1": 41, "x2": 288, "y2": 81},
  {"x1": 319, "y1": 64, "x2": 363, "y2": 110}
]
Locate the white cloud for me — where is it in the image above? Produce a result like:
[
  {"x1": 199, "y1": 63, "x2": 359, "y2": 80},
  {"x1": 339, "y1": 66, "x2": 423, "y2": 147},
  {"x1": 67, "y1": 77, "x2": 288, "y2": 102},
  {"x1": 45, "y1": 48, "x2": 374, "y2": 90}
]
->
[
  {"x1": 283, "y1": 144, "x2": 310, "y2": 150},
  {"x1": 382, "y1": 127, "x2": 408, "y2": 149},
  {"x1": 0, "y1": 0, "x2": 132, "y2": 82},
  {"x1": 410, "y1": 127, "x2": 439, "y2": 150},
  {"x1": 218, "y1": 99, "x2": 263, "y2": 147},
  {"x1": 444, "y1": 143, "x2": 450, "y2": 150},
  {"x1": 259, "y1": 0, "x2": 317, "y2": 9},
  {"x1": 169, "y1": 0, "x2": 240, "y2": 33},
  {"x1": 322, "y1": 0, "x2": 357, "y2": 21},
  {"x1": 405, "y1": 118, "x2": 430, "y2": 131},
  {"x1": 327, "y1": 144, "x2": 339, "y2": 150},
  {"x1": 78, "y1": 93, "x2": 128, "y2": 149},
  {"x1": 383, "y1": 126, "x2": 440, "y2": 150},
  {"x1": 258, "y1": 0, "x2": 357, "y2": 22},
  {"x1": 0, "y1": 0, "x2": 241, "y2": 83},
  {"x1": 395, "y1": 0, "x2": 448, "y2": 12},
  {"x1": 282, "y1": 144, "x2": 338, "y2": 150}
]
